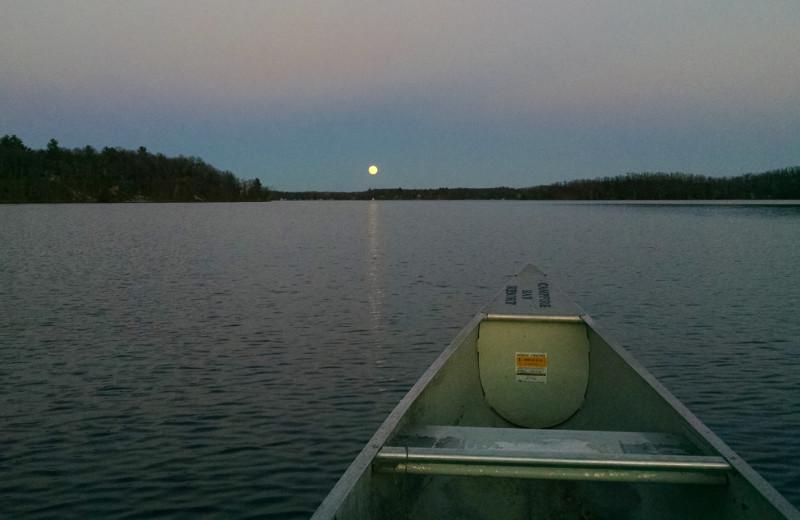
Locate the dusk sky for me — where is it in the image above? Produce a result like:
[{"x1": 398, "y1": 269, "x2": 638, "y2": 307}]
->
[{"x1": 2, "y1": 1, "x2": 799, "y2": 192}]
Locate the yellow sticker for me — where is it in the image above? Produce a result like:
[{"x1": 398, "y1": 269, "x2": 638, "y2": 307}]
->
[
  {"x1": 516, "y1": 353, "x2": 547, "y2": 368},
  {"x1": 516, "y1": 352, "x2": 547, "y2": 383}
]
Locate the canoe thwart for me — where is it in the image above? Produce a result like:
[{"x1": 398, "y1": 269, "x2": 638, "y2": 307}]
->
[
  {"x1": 376, "y1": 426, "x2": 731, "y2": 485},
  {"x1": 484, "y1": 313, "x2": 584, "y2": 323}
]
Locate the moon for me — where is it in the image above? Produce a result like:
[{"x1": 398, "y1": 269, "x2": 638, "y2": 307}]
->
[{"x1": 368, "y1": 165, "x2": 378, "y2": 175}]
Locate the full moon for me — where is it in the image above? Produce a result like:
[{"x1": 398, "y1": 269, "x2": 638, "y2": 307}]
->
[{"x1": 368, "y1": 165, "x2": 378, "y2": 175}]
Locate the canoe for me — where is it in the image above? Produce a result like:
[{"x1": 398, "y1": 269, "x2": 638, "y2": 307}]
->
[{"x1": 312, "y1": 265, "x2": 800, "y2": 519}]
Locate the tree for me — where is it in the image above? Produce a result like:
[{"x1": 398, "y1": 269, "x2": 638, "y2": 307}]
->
[
  {"x1": 0, "y1": 134, "x2": 28, "y2": 151},
  {"x1": 46, "y1": 138, "x2": 60, "y2": 156}
]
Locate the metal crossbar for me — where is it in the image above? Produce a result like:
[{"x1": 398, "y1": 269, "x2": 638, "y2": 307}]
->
[{"x1": 375, "y1": 426, "x2": 731, "y2": 485}]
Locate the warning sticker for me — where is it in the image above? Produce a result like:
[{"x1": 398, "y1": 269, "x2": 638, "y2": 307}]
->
[{"x1": 516, "y1": 352, "x2": 547, "y2": 383}]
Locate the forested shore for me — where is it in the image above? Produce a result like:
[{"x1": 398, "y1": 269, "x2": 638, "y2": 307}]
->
[
  {"x1": 276, "y1": 168, "x2": 800, "y2": 201},
  {"x1": 2, "y1": 134, "x2": 798, "y2": 203},
  {"x1": 0, "y1": 135, "x2": 270, "y2": 203}
]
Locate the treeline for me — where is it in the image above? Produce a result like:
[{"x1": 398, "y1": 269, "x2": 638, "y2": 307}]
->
[
  {"x1": 4, "y1": 134, "x2": 797, "y2": 203},
  {"x1": 275, "y1": 187, "x2": 521, "y2": 201},
  {"x1": 525, "y1": 170, "x2": 800, "y2": 200},
  {"x1": 0, "y1": 135, "x2": 271, "y2": 203},
  {"x1": 275, "y1": 169, "x2": 800, "y2": 201}
]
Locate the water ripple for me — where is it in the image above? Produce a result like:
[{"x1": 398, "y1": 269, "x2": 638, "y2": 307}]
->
[{"x1": 1, "y1": 202, "x2": 798, "y2": 517}]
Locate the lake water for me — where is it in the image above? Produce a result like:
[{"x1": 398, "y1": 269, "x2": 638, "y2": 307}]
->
[{"x1": 1, "y1": 201, "x2": 799, "y2": 518}]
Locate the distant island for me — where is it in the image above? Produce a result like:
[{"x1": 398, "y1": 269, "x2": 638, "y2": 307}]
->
[{"x1": 2, "y1": 134, "x2": 798, "y2": 203}]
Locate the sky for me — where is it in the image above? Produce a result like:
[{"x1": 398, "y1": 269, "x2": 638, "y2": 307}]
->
[{"x1": 2, "y1": 0, "x2": 799, "y2": 192}]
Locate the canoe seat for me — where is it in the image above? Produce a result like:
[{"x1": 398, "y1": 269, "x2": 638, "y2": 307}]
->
[{"x1": 375, "y1": 425, "x2": 730, "y2": 485}]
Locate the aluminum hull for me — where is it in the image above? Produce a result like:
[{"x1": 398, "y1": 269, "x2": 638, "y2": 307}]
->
[{"x1": 312, "y1": 266, "x2": 799, "y2": 519}]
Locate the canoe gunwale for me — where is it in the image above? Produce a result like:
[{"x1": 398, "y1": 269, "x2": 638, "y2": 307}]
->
[
  {"x1": 581, "y1": 314, "x2": 800, "y2": 518},
  {"x1": 310, "y1": 312, "x2": 487, "y2": 519}
]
